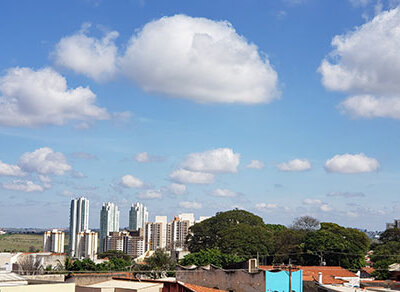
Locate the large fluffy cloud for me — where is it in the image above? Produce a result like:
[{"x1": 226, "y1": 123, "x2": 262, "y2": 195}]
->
[
  {"x1": 120, "y1": 174, "x2": 144, "y2": 188},
  {"x1": 324, "y1": 153, "x2": 379, "y2": 174},
  {"x1": 169, "y1": 169, "x2": 214, "y2": 184},
  {"x1": 120, "y1": 14, "x2": 279, "y2": 104},
  {"x1": 0, "y1": 160, "x2": 25, "y2": 177},
  {"x1": 0, "y1": 67, "x2": 109, "y2": 127},
  {"x1": 319, "y1": 7, "x2": 400, "y2": 119},
  {"x1": 181, "y1": 148, "x2": 240, "y2": 173},
  {"x1": 277, "y1": 158, "x2": 311, "y2": 172},
  {"x1": 53, "y1": 26, "x2": 119, "y2": 82},
  {"x1": 18, "y1": 147, "x2": 72, "y2": 175},
  {"x1": 3, "y1": 180, "x2": 44, "y2": 192}
]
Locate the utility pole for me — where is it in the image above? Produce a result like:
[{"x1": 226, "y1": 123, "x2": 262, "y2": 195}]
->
[{"x1": 288, "y1": 258, "x2": 292, "y2": 292}]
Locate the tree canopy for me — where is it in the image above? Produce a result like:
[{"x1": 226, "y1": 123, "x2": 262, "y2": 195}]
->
[{"x1": 180, "y1": 248, "x2": 244, "y2": 268}]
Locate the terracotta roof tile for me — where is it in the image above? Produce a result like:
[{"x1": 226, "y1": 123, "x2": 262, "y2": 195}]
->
[
  {"x1": 259, "y1": 265, "x2": 357, "y2": 284},
  {"x1": 183, "y1": 283, "x2": 228, "y2": 292}
]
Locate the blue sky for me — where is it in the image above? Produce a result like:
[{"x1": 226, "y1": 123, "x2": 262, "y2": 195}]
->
[{"x1": 1, "y1": 0, "x2": 400, "y2": 230}]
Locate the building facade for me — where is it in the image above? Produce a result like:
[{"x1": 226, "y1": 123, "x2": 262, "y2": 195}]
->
[
  {"x1": 144, "y1": 216, "x2": 168, "y2": 251},
  {"x1": 103, "y1": 230, "x2": 145, "y2": 259},
  {"x1": 129, "y1": 202, "x2": 148, "y2": 231},
  {"x1": 76, "y1": 230, "x2": 98, "y2": 260},
  {"x1": 69, "y1": 197, "x2": 89, "y2": 257},
  {"x1": 99, "y1": 202, "x2": 120, "y2": 252},
  {"x1": 43, "y1": 229, "x2": 65, "y2": 253}
]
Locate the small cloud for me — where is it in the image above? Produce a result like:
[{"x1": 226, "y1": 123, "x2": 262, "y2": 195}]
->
[
  {"x1": 246, "y1": 160, "x2": 265, "y2": 169},
  {"x1": 212, "y1": 188, "x2": 237, "y2": 197},
  {"x1": 135, "y1": 152, "x2": 150, "y2": 163},
  {"x1": 320, "y1": 204, "x2": 333, "y2": 212},
  {"x1": 277, "y1": 158, "x2": 311, "y2": 172},
  {"x1": 70, "y1": 152, "x2": 98, "y2": 160},
  {"x1": 303, "y1": 198, "x2": 322, "y2": 205},
  {"x1": 255, "y1": 203, "x2": 278, "y2": 210},
  {"x1": 137, "y1": 189, "x2": 162, "y2": 199},
  {"x1": 169, "y1": 169, "x2": 214, "y2": 184},
  {"x1": 120, "y1": 174, "x2": 145, "y2": 188},
  {"x1": 70, "y1": 170, "x2": 86, "y2": 179},
  {"x1": 179, "y1": 201, "x2": 202, "y2": 209},
  {"x1": 168, "y1": 183, "x2": 186, "y2": 195}
]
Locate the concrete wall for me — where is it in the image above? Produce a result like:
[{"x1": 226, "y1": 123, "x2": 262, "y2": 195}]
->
[
  {"x1": 0, "y1": 283, "x2": 75, "y2": 292},
  {"x1": 176, "y1": 266, "x2": 265, "y2": 292},
  {"x1": 24, "y1": 274, "x2": 65, "y2": 282}
]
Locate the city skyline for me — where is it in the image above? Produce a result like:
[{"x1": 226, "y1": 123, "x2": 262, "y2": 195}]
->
[{"x1": 2, "y1": 0, "x2": 400, "y2": 230}]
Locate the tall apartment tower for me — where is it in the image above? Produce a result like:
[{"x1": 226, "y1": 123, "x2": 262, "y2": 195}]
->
[
  {"x1": 129, "y1": 202, "x2": 148, "y2": 231},
  {"x1": 99, "y1": 202, "x2": 120, "y2": 252},
  {"x1": 69, "y1": 197, "x2": 90, "y2": 257},
  {"x1": 76, "y1": 230, "x2": 98, "y2": 260},
  {"x1": 144, "y1": 216, "x2": 168, "y2": 251},
  {"x1": 43, "y1": 229, "x2": 65, "y2": 253}
]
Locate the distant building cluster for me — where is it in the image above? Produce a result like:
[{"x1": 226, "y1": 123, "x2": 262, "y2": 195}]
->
[
  {"x1": 386, "y1": 219, "x2": 400, "y2": 230},
  {"x1": 42, "y1": 196, "x2": 208, "y2": 261}
]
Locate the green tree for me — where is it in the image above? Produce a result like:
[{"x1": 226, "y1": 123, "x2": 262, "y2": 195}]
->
[
  {"x1": 303, "y1": 223, "x2": 369, "y2": 269},
  {"x1": 133, "y1": 249, "x2": 176, "y2": 279},
  {"x1": 180, "y1": 248, "x2": 244, "y2": 268},
  {"x1": 379, "y1": 228, "x2": 400, "y2": 244},
  {"x1": 187, "y1": 209, "x2": 274, "y2": 258}
]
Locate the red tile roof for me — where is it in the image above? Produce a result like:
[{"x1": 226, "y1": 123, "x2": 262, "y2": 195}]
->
[
  {"x1": 361, "y1": 267, "x2": 375, "y2": 274},
  {"x1": 183, "y1": 283, "x2": 228, "y2": 292}
]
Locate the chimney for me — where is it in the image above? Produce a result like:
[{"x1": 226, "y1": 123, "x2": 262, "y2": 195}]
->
[{"x1": 318, "y1": 272, "x2": 323, "y2": 285}]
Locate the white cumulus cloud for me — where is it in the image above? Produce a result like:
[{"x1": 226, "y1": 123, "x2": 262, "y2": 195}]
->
[
  {"x1": 134, "y1": 152, "x2": 150, "y2": 163},
  {"x1": 179, "y1": 201, "x2": 202, "y2": 209},
  {"x1": 18, "y1": 147, "x2": 72, "y2": 175},
  {"x1": 303, "y1": 198, "x2": 322, "y2": 205},
  {"x1": 277, "y1": 159, "x2": 311, "y2": 172},
  {"x1": 212, "y1": 188, "x2": 237, "y2": 197},
  {"x1": 137, "y1": 189, "x2": 162, "y2": 199},
  {"x1": 3, "y1": 180, "x2": 44, "y2": 192},
  {"x1": 0, "y1": 67, "x2": 109, "y2": 127},
  {"x1": 319, "y1": 7, "x2": 400, "y2": 119},
  {"x1": 246, "y1": 160, "x2": 265, "y2": 169},
  {"x1": 320, "y1": 204, "x2": 333, "y2": 212},
  {"x1": 181, "y1": 148, "x2": 240, "y2": 173},
  {"x1": 255, "y1": 203, "x2": 278, "y2": 210},
  {"x1": 168, "y1": 183, "x2": 186, "y2": 195},
  {"x1": 169, "y1": 169, "x2": 214, "y2": 184},
  {"x1": 120, "y1": 174, "x2": 144, "y2": 188},
  {"x1": 120, "y1": 14, "x2": 279, "y2": 104},
  {"x1": 324, "y1": 153, "x2": 379, "y2": 174},
  {"x1": 53, "y1": 25, "x2": 119, "y2": 82},
  {"x1": 0, "y1": 160, "x2": 25, "y2": 177}
]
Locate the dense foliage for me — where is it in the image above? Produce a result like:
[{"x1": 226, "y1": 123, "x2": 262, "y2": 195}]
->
[
  {"x1": 132, "y1": 249, "x2": 176, "y2": 279},
  {"x1": 371, "y1": 229, "x2": 400, "y2": 279},
  {"x1": 180, "y1": 248, "x2": 244, "y2": 268},
  {"x1": 186, "y1": 210, "x2": 369, "y2": 270},
  {"x1": 65, "y1": 256, "x2": 131, "y2": 272}
]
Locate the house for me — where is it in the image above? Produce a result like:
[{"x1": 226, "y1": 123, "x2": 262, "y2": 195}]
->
[{"x1": 260, "y1": 265, "x2": 360, "y2": 288}]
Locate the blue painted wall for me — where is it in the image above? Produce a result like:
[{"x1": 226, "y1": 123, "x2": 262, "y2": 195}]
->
[{"x1": 265, "y1": 270, "x2": 303, "y2": 292}]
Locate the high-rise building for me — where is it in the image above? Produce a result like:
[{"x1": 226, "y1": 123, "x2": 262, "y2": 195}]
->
[
  {"x1": 167, "y1": 213, "x2": 195, "y2": 251},
  {"x1": 103, "y1": 230, "x2": 145, "y2": 259},
  {"x1": 129, "y1": 202, "x2": 148, "y2": 231},
  {"x1": 144, "y1": 216, "x2": 167, "y2": 251},
  {"x1": 76, "y1": 230, "x2": 98, "y2": 260},
  {"x1": 43, "y1": 229, "x2": 65, "y2": 253},
  {"x1": 69, "y1": 197, "x2": 89, "y2": 257},
  {"x1": 99, "y1": 202, "x2": 120, "y2": 252}
]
